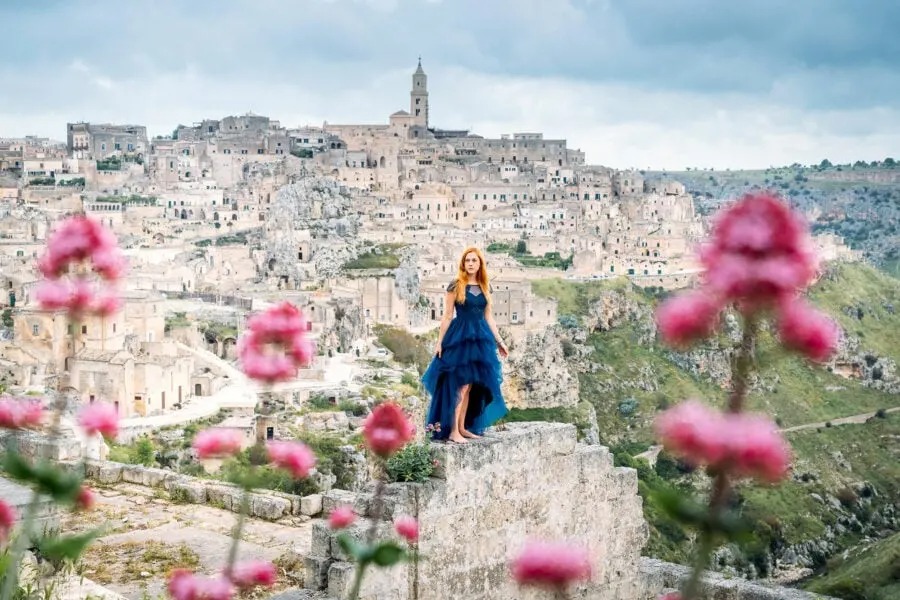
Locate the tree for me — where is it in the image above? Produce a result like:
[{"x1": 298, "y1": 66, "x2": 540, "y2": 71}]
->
[
  {"x1": 818, "y1": 159, "x2": 833, "y2": 169},
  {"x1": 515, "y1": 240, "x2": 527, "y2": 254},
  {"x1": 884, "y1": 157, "x2": 896, "y2": 167}
]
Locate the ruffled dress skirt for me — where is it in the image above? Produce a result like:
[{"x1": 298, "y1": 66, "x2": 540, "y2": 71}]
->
[{"x1": 421, "y1": 302, "x2": 507, "y2": 440}]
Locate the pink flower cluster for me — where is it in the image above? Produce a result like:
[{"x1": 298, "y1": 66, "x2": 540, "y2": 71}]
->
[
  {"x1": 266, "y1": 440, "x2": 316, "y2": 479},
  {"x1": 362, "y1": 402, "x2": 415, "y2": 458},
  {"x1": 0, "y1": 499, "x2": 15, "y2": 544},
  {"x1": 0, "y1": 396, "x2": 44, "y2": 429},
  {"x1": 654, "y1": 400, "x2": 791, "y2": 483},
  {"x1": 511, "y1": 540, "x2": 592, "y2": 590},
  {"x1": 328, "y1": 505, "x2": 356, "y2": 530},
  {"x1": 192, "y1": 429, "x2": 243, "y2": 459},
  {"x1": 394, "y1": 515, "x2": 418, "y2": 543},
  {"x1": 36, "y1": 216, "x2": 126, "y2": 317},
  {"x1": 238, "y1": 302, "x2": 314, "y2": 383},
  {"x1": 656, "y1": 192, "x2": 838, "y2": 362},
  {"x1": 77, "y1": 402, "x2": 119, "y2": 439},
  {"x1": 168, "y1": 559, "x2": 277, "y2": 600}
]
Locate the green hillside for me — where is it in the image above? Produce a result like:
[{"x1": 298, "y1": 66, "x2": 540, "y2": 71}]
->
[
  {"x1": 805, "y1": 532, "x2": 900, "y2": 600},
  {"x1": 531, "y1": 262, "x2": 900, "y2": 592}
]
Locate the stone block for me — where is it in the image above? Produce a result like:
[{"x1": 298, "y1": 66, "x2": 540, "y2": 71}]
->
[
  {"x1": 121, "y1": 465, "x2": 173, "y2": 488},
  {"x1": 89, "y1": 461, "x2": 123, "y2": 484},
  {"x1": 300, "y1": 494, "x2": 323, "y2": 516},
  {"x1": 249, "y1": 493, "x2": 291, "y2": 520},
  {"x1": 206, "y1": 484, "x2": 241, "y2": 511},
  {"x1": 322, "y1": 489, "x2": 368, "y2": 516},
  {"x1": 303, "y1": 554, "x2": 331, "y2": 591},
  {"x1": 170, "y1": 479, "x2": 207, "y2": 504},
  {"x1": 326, "y1": 561, "x2": 355, "y2": 599},
  {"x1": 310, "y1": 522, "x2": 333, "y2": 557}
]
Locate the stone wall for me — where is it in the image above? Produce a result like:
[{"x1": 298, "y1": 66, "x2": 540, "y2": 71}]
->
[
  {"x1": 305, "y1": 422, "x2": 649, "y2": 600},
  {"x1": 82, "y1": 460, "x2": 324, "y2": 521}
]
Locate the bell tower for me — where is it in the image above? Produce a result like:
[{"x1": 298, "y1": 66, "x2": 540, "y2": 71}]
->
[{"x1": 410, "y1": 57, "x2": 429, "y2": 129}]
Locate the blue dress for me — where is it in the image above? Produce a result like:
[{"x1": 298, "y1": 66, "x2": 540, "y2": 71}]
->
[{"x1": 422, "y1": 282, "x2": 508, "y2": 440}]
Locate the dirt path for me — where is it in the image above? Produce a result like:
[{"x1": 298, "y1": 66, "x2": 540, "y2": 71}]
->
[
  {"x1": 781, "y1": 406, "x2": 900, "y2": 433},
  {"x1": 62, "y1": 483, "x2": 313, "y2": 599}
]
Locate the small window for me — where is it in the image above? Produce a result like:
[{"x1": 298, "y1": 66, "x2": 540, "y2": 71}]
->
[
  {"x1": 32, "y1": 324, "x2": 39, "y2": 335},
  {"x1": 82, "y1": 325, "x2": 87, "y2": 334}
]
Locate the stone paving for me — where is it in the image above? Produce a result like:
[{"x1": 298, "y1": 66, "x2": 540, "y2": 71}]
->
[{"x1": 59, "y1": 482, "x2": 313, "y2": 599}]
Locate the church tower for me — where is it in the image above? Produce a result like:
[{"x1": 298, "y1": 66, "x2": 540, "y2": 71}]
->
[{"x1": 410, "y1": 58, "x2": 429, "y2": 129}]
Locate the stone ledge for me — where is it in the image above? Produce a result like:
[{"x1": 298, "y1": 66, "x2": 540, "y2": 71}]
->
[
  {"x1": 83, "y1": 460, "x2": 321, "y2": 521},
  {"x1": 638, "y1": 558, "x2": 838, "y2": 600}
]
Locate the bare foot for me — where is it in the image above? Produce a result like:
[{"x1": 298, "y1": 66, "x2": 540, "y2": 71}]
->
[
  {"x1": 448, "y1": 433, "x2": 468, "y2": 444},
  {"x1": 460, "y1": 430, "x2": 482, "y2": 439}
]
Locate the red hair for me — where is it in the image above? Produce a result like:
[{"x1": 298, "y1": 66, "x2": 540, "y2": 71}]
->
[{"x1": 454, "y1": 246, "x2": 491, "y2": 304}]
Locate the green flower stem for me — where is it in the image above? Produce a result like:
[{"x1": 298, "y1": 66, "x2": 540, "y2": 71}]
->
[
  {"x1": 224, "y1": 481, "x2": 252, "y2": 576},
  {"x1": 682, "y1": 314, "x2": 757, "y2": 600},
  {"x1": 1, "y1": 490, "x2": 41, "y2": 600},
  {"x1": 348, "y1": 561, "x2": 367, "y2": 600}
]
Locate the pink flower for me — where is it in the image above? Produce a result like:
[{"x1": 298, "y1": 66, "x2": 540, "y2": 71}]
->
[
  {"x1": 700, "y1": 193, "x2": 819, "y2": 311},
  {"x1": 655, "y1": 402, "x2": 791, "y2": 483},
  {"x1": 237, "y1": 302, "x2": 314, "y2": 383},
  {"x1": 266, "y1": 440, "x2": 316, "y2": 479},
  {"x1": 90, "y1": 248, "x2": 127, "y2": 281},
  {"x1": 0, "y1": 499, "x2": 16, "y2": 543},
  {"x1": 168, "y1": 569, "x2": 234, "y2": 600},
  {"x1": 511, "y1": 541, "x2": 592, "y2": 590},
  {"x1": 659, "y1": 594, "x2": 682, "y2": 600},
  {"x1": 192, "y1": 429, "x2": 243, "y2": 459},
  {"x1": 328, "y1": 505, "x2": 356, "y2": 530},
  {"x1": 75, "y1": 486, "x2": 96, "y2": 511},
  {"x1": 777, "y1": 298, "x2": 839, "y2": 362},
  {"x1": 39, "y1": 216, "x2": 124, "y2": 282},
  {"x1": 654, "y1": 401, "x2": 729, "y2": 467},
  {"x1": 35, "y1": 279, "x2": 122, "y2": 317},
  {"x1": 726, "y1": 414, "x2": 791, "y2": 483},
  {"x1": 228, "y1": 560, "x2": 277, "y2": 589},
  {"x1": 77, "y1": 402, "x2": 119, "y2": 439},
  {"x1": 0, "y1": 397, "x2": 44, "y2": 430},
  {"x1": 362, "y1": 402, "x2": 415, "y2": 457},
  {"x1": 656, "y1": 291, "x2": 722, "y2": 347},
  {"x1": 394, "y1": 515, "x2": 419, "y2": 543}
]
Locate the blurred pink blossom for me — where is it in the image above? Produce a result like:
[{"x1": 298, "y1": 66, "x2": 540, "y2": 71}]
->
[
  {"x1": 656, "y1": 291, "x2": 722, "y2": 347},
  {"x1": 77, "y1": 402, "x2": 119, "y2": 439},
  {"x1": 511, "y1": 540, "x2": 592, "y2": 590},
  {"x1": 328, "y1": 505, "x2": 356, "y2": 530},
  {"x1": 0, "y1": 397, "x2": 44, "y2": 430},
  {"x1": 777, "y1": 298, "x2": 839, "y2": 362},
  {"x1": 362, "y1": 402, "x2": 415, "y2": 457},
  {"x1": 0, "y1": 499, "x2": 16, "y2": 543},
  {"x1": 192, "y1": 429, "x2": 243, "y2": 459},
  {"x1": 228, "y1": 560, "x2": 277, "y2": 589},
  {"x1": 168, "y1": 569, "x2": 234, "y2": 600},
  {"x1": 266, "y1": 440, "x2": 316, "y2": 479},
  {"x1": 238, "y1": 302, "x2": 314, "y2": 383},
  {"x1": 394, "y1": 515, "x2": 419, "y2": 543}
]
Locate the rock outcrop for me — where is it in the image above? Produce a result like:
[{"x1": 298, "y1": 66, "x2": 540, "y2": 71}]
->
[{"x1": 505, "y1": 325, "x2": 579, "y2": 409}]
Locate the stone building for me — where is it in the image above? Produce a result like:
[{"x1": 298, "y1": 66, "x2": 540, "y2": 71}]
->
[{"x1": 67, "y1": 122, "x2": 149, "y2": 160}]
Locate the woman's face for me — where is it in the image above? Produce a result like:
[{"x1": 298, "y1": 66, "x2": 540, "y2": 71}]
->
[{"x1": 463, "y1": 252, "x2": 481, "y2": 275}]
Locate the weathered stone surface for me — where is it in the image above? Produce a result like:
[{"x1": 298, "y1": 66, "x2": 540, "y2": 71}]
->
[
  {"x1": 170, "y1": 479, "x2": 207, "y2": 504},
  {"x1": 121, "y1": 465, "x2": 173, "y2": 488},
  {"x1": 505, "y1": 325, "x2": 579, "y2": 409},
  {"x1": 313, "y1": 422, "x2": 648, "y2": 600},
  {"x1": 300, "y1": 494, "x2": 323, "y2": 516},
  {"x1": 638, "y1": 558, "x2": 838, "y2": 600},
  {"x1": 86, "y1": 461, "x2": 124, "y2": 484},
  {"x1": 249, "y1": 493, "x2": 292, "y2": 520}
]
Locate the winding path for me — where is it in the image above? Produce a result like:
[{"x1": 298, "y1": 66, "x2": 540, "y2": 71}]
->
[{"x1": 780, "y1": 406, "x2": 900, "y2": 433}]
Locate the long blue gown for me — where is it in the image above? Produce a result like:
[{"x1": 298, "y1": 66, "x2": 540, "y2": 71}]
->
[{"x1": 421, "y1": 282, "x2": 508, "y2": 440}]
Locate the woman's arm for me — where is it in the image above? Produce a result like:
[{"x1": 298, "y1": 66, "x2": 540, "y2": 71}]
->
[
  {"x1": 484, "y1": 305, "x2": 509, "y2": 358},
  {"x1": 434, "y1": 291, "x2": 455, "y2": 357}
]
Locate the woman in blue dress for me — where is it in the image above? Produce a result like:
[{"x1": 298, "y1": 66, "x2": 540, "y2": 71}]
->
[{"x1": 422, "y1": 246, "x2": 509, "y2": 443}]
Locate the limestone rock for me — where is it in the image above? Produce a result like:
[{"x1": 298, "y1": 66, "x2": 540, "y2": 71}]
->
[{"x1": 505, "y1": 325, "x2": 578, "y2": 409}]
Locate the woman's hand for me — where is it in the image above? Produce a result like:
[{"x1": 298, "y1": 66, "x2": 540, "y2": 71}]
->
[
  {"x1": 434, "y1": 341, "x2": 442, "y2": 358},
  {"x1": 497, "y1": 340, "x2": 509, "y2": 358}
]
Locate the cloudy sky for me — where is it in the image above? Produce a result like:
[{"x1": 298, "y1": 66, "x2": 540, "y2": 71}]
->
[{"x1": 2, "y1": 0, "x2": 898, "y2": 169}]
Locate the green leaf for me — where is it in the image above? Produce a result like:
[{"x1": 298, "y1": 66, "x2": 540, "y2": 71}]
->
[
  {"x1": 2, "y1": 450, "x2": 36, "y2": 482},
  {"x1": 2, "y1": 452, "x2": 83, "y2": 503},
  {"x1": 371, "y1": 541, "x2": 407, "y2": 567},
  {"x1": 712, "y1": 510, "x2": 755, "y2": 544},
  {"x1": 37, "y1": 530, "x2": 101, "y2": 565},
  {"x1": 651, "y1": 488, "x2": 708, "y2": 526},
  {"x1": 337, "y1": 533, "x2": 368, "y2": 562}
]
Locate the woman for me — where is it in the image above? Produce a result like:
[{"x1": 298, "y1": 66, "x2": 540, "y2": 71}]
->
[{"x1": 422, "y1": 247, "x2": 509, "y2": 443}]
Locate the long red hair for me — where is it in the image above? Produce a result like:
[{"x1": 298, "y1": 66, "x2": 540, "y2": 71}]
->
[{"x1": 454, "y1": 246, "x2": 491, "y2": 304}]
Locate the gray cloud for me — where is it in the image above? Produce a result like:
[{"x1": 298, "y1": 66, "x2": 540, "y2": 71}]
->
[{"x1": 1, "y1": 0, "x2": 897, "y2": 168}]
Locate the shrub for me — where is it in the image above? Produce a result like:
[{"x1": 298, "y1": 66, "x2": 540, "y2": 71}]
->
[
  {"x1": 560, "y1": 339, "x2": 577, "y2": 358},
  {"x1": 386, "y1": 441, "x2": 434, "y2": 483},
  {"x1": 836, "y1": 487, "x2": 858, "y2": 508},
  {"x1": 618, "y1": 397, "x2": 639, "y2": 417},
  {"x1": 1, "y1": 309, "x2": 13, "y2": 328},
  {"x1": 875, "y1": 408, "x2": 888, "y2": 418}
]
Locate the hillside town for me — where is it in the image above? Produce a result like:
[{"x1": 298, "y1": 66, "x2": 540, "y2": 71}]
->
[{"x1": 0, "y1": 57, "x2": 879, "y2": 600}]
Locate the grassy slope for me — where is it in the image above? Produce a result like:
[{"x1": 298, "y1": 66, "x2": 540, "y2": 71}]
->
[
  {"x1": 804, "y1": 532, "x2": 900, "y2": 600},
  {"x1": 531, "y1": 264, "x2": 900, "y2": 576}
]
